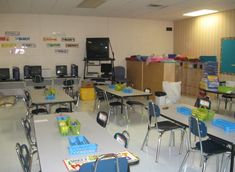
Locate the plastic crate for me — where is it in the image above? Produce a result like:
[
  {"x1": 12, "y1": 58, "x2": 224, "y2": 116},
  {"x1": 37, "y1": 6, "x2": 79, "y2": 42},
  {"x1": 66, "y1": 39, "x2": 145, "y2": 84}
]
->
[
  {"x1": 68, "y1": 135, "x2": 97, "y2": 155},
  {"x1": 212, "y1": 118, "x2": 235, "y2": 132},
  {"x1": 218, "y1": 86, "x2": 235, "y2": 94},
  {"x1": 122, "y1": 88, "x2": 133, "y2": 94},
  {"x1": 176, "y1": 106, "x2": 192, "y2": 116},
  {"x1": 45, "y1": 94, "x2": 55, "y2": 100},
  {"x1": 56, "y1": 116, "x2": 80, "y2": 136},
  {"x1": 192, "y1": 108, "x2": 215, "y2": 121}
]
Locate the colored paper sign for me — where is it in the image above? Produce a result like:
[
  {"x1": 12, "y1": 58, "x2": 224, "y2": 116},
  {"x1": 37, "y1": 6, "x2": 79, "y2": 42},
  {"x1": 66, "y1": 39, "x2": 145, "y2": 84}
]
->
[
  {"x1": 1, "y1": 43, "x2": 17, "y2": 48},
  {"x1": 47, "y1": 43, "x2": 61, "y2": 48},
  {"x1": 65, "y1": 43, "x2": 79, "y2": 48},
  {"x1": 55, "y1": 49, "x2": 68, "y2": 54},
  {"x1": 43, "y1": 37, "x2": 57, "y2": 41},
  {"x1": 15, "y1": 36, "x2": 30, "y2": 41},
  {"x1": 61, "y1": 37, "x2": 75, "y2": 42},
  {"x1": 0, "y1": 36, "x2": 10, "y2": 41},
  {"x1": 5, "y1": 31, "x2": 20, "y2": 36},
  {"x1": 22, "y1": 43, "x2": 36, "y2": 48},
  {"x1": 10, "y1": 47, "x2": 25, "y2": 54}
]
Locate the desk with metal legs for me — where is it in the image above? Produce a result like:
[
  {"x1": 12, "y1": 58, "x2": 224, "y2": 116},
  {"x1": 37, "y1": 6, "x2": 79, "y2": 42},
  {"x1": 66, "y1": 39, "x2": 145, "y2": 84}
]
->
[
  {"x1": 33, "y1": 112, "x2": 126, "y2": 172},
  {"x1": 96, "y1": 85, "x2": 151, "y2": 113},
  {"x1": 160, "y1": 104, "x2": 235, "y2": 172},
  {"x1": 29, "y1": 88, "x2": 75, "y2": 112}
]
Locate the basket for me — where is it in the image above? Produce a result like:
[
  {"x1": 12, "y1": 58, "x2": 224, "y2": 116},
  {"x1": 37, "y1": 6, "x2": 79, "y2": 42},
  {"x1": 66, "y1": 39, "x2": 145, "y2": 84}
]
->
[
  {"x1": 57, "y1": 116, "x2": 80, "y2": 136},
  {"x1": 68, "y1": 135, "x2": 98, "y2": 155},
  {"x1": 218, "y1": 86, "x2": 235, "y2": 94},
  {"x1": 192, "y1": 108, "x2": 215, "y2": 121},
  {"x1": 176, "y1": 106, "x2": 192, "y2": 116}
]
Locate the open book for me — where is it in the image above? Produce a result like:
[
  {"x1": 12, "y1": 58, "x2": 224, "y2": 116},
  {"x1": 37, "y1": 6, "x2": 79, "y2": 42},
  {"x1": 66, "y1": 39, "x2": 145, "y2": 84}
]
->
[{"x1": 63, "y1": 151, "x2": 139, "y2": 171}]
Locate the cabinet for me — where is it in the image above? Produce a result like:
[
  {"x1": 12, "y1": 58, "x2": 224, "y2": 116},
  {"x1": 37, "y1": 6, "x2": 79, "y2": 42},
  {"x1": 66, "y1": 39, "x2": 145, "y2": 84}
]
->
[
  {"x1": 83, "y1": 58, "x2": 115, "y2": 81},
  {"x1": 126, "y1": 60, "x2": 176, "y2": 99}
]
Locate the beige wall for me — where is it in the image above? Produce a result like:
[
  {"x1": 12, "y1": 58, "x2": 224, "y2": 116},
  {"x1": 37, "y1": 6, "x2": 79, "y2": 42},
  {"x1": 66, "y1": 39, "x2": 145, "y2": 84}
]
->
[
  {"x1": 0, "y1": 14, "x2": 173, "y2": 78},
  {"x1": 174, "y1": 9, "x2": 235, "y2": 81}
]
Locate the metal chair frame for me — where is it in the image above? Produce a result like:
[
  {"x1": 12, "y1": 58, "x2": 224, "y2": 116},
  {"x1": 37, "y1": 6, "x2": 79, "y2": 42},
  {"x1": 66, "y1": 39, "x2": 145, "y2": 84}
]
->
[
  {"x1": 96, "y1": 111, "x2": 109, "y2": 128},
  {"x1": 114, "y1": 130, "x2": 130, "y2": 148},
  {"x1": 141, "y1": 100, "x2": 186, "y2": 162}
]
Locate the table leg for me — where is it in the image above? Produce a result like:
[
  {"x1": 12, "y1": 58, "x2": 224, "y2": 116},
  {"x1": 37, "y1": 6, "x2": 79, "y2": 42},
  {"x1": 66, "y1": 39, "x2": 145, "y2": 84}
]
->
[
  {"x1": 230, "y1": 144, "x2": 234, "y2": 172},
  {"x1": 69, "y1": 102, "x2": 73, "y2": 112},
  {"x1": 121, "y1": 98, "x2": 124, "y2": 114},
  {"x1": 36, "y1": 105, "x2": 39, "y2": 114}
]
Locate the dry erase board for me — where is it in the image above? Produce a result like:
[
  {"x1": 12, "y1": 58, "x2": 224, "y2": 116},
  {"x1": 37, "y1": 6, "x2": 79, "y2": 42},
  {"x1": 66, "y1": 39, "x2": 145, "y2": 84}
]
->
[{"x1": 221, "y1": 37, "x2": 235, "y2": 74}]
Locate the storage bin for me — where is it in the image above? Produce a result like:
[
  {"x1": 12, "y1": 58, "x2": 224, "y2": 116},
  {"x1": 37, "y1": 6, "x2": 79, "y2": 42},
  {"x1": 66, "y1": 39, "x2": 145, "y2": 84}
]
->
[
  {"x1": 80, "y1": 87, "x2": 95, "y2": 100},
  {"x1": 192, "y1": 108, "x2": 215, "y2": 121}
]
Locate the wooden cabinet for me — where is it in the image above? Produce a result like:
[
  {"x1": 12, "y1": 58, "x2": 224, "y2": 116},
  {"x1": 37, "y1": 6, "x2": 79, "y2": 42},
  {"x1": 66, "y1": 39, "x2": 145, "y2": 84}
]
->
[{"x1": 126, "y1": 60, "x2": 176, "y2": 99}]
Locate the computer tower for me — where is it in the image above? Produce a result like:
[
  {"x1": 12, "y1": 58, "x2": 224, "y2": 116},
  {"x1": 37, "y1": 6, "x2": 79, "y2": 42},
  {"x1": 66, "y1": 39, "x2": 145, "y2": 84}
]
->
[
  {"x1": 12, "y1": 67, "x2": 20, "y2": 81},
  {"x1": 71, "y1": 64, "x2": 78, "y2": 77},
  {"x1": 24, "y1": 65, "x2": 31, "y2": 79}
]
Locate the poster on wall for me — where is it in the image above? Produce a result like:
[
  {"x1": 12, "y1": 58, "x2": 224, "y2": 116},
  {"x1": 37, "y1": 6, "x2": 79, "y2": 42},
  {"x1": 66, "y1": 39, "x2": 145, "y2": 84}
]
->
[{"x1": 221, "y1": 37, "x2": 235, "y2": 74}]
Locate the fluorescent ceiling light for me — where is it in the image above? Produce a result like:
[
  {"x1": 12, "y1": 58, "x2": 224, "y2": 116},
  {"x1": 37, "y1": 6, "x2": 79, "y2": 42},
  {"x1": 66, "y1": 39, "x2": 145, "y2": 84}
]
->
[
  {"x1": 77, "y1": 0, "x2": 107, "y2": 8},
  {"x1": 183, "y1": 9, "x2": 218, "y2": 17}
]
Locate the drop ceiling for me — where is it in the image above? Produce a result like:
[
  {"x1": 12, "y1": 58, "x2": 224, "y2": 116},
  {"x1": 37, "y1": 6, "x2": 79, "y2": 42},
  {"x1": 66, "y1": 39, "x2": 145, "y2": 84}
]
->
[{"x1": 0, "y1": 0, "x2": 235, "y2": 21}]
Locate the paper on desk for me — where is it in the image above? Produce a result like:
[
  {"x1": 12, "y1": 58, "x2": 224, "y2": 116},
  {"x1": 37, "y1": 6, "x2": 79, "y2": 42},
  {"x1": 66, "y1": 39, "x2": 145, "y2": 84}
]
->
[{"x1": 34, "y1": 119, "x2": 49, "y2": 123}]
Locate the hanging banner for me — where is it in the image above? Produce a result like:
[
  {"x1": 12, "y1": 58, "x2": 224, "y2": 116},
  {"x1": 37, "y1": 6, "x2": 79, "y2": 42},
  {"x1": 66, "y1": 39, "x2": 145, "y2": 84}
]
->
[
  {"x1": 15, "y1": 36, "x2": 30, "y2": 41},
  {"x1": 0, "y1": 36, "x2": 10, "y2": 41},
  {"x1": 55, "y1": 49, "x2": 68, "y2": 54},
  {"x1": 1, "y1": 43, "x2": 17, "y2": 48},
  {"x1": 61, "y1": 37, "x2": 75, "y2": 42},
  {"x1": 5, "y1": 31, "x2": 20, "y2": 36}
]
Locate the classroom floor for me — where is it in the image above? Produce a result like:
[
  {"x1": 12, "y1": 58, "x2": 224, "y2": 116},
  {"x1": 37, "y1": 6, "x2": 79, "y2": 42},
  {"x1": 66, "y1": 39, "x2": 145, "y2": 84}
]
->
[{"x1": 0, "y1": 95, "x2": 234, "y2": 172}]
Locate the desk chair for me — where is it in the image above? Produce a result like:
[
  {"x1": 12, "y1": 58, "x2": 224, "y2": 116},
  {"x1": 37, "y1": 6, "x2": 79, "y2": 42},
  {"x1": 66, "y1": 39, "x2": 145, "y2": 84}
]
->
[
  {"x1": 126, "y1": 88, "x2": 151, "y2": 115},
  {"x1": 96, "y1": 111, "x2": 109, "y2": 128},
  {"x1": 32, "y1": 75, "x2": 45, "y2": 89},
  {"x1": 113, "y1": 66, "x2": 127, "y2": 83},
  {"x1": 178, "y1": 116, "x2": 230, "y2": 172},
  {"x1": 94, "y1": 87, "x2": 107, "y2": 111},
  {"x1": 194, "y1": 97, "x2": 211, "y2": 109},
  {"x1": 16, "y1": 143, "x2": 36, "y2": 172},
  {"x1": 23, "y1": 90, "x2": 48, "y2": 117},
  {"x1": 79, "y1": 153, "x2": 129, "y2": 172},
  {"x1": 63, "y1": 79, "x2": 74, "y2": 97},
  {"x1": 141, "y1": 101, "x2": 186, "y2": 162},
  {"x1": 114, "y1": 130, "x2": 130, "y2": 148},
  {"x1": 218, "y1": 94, "x2": 234, "y2": 113}
]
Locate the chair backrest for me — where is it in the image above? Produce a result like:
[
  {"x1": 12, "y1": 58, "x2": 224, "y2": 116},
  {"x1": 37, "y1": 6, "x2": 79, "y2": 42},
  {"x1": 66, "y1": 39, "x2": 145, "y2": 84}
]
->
[
  {"x1": 148, "y1": 101, "x2": 160, "y2": 118},
  {"x1": 16, "y1": 143, "x2": 31, "y2": 172},
  {"x1": 79, "y1": 153, "x2": 129, "y2": 172},
  {"x1": 194, "y1": 97, "x2": 211, "y2": 109},
  {"x1": 113, "y1": 66, "x2": 126, "y2": 82},
  {"x1": 63, "y1": 79, "x2": 74, "y2": 86},
  {"x1": 24, "y1": 90, "x2": 32, "y2": 108},
  {"x1": 32, "y1": 75, "x2": 44, "y2": 83},
  {"x1": 96, "y1": 111, "x2": 108, "y2": 128},
  {"x1": 95, "y1": 87, "x2": 105, "y2": 100},
  {"x1": 114, "y1": 130, "x2": 130, "y2": 148},
  {"x1": 21, "y1": 118, "x2": 35, "y2": 146}
]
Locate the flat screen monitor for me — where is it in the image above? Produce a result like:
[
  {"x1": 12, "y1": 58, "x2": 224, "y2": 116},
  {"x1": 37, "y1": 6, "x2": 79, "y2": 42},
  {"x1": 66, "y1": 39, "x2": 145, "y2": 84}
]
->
[
  {"x1": 0, "y1": 68, "x2": 10, "y2": 80},
  {"x1": 56, "y1": 65, "x2": 67, "y2": 77},
  {"x1": 30, "y1": 66, "x2": 42, "y2": 78},
  {"x1": 86, "y1": 38, "x2": 109, "y2": 60},
  {"x1": 101, "y1": 64, "x2": 112, "y2": 75}
]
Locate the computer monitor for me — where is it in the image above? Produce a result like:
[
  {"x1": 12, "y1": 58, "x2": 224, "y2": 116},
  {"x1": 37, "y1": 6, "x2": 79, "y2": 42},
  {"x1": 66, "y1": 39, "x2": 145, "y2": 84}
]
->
[
  {"x1": 56, "y1": 65, "x2": 67, "y2": 77},
  {"x1": 101, "y1": 64, "x2": 112, "y2": 77},
  {"x1": 0, "y1": 68, "x2": 10, "y2": 80},
  {"x1": 30, "y1": 66, "x2": 42, "y2": 78}
]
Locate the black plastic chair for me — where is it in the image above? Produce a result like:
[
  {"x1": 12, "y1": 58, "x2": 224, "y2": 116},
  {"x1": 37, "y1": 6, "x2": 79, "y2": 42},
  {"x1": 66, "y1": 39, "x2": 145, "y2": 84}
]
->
[
  {"x1": 32, "y1": 75, "x2": 45, "y2": 89},
  {"x1": 178, "y1": 116, "x2": 230, "y2": 172},
  {"x1": 194, "y1": 97, "x2": 211, "y2": 109},
  {"x1": 114, "y1": 130, "x2": 130, "y2": 148},
  {"x1": 63, "y1": 79, "x2": 74, "y2": 97},
  {"x1": 94, "y1": 87, "x2": 107, "y2": 111},
  {"x1": 113, "y1": 66, "x2": 127, "y2": 83},
  {"x1": 141, "y1": 100, "x2": 186, "y2": 162},
  {"x1": 16, "y1": 143, "x2": 32, "y2": 172},
  {"x1": 96, "y1": 111, "x2": 109, "y2": 128}
]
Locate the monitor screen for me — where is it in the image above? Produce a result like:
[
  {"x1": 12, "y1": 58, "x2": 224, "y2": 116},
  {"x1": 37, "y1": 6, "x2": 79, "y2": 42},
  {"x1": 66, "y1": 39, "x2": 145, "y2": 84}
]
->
[
  {"x1": 0, "y1": 68, "x2": 10, "y2": 80},
  {"x1": 56, "y1": 65, "x2": 67, "y2": 76},
  {"x1": 86, "y1": 38, "x2": 109, "y2": 60},
  {"x1": 30, "y1": 66, "x2": 42, "y2": 77},
  {"x1": 101, "y1": 64, "x2": 112, "y2": 74}
]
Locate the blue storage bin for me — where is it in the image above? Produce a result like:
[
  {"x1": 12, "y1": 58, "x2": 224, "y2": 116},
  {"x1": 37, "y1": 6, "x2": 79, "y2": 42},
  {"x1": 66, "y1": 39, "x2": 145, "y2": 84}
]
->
[
  {"x1": 122, "y1": 88, "x2": 133, "y2": 94},
  {"x1": 176, "y1": 106, "x2": 192, "y2": 116},
  {"x1": 45, "y1": 94, "x2": 55, "y2": 100},
  {"x1": 212, "y1": 118, "x2": 235, "y2": 132},
  {"x1": 68, "y1": 135, "x2": 98, "y2": 155}
]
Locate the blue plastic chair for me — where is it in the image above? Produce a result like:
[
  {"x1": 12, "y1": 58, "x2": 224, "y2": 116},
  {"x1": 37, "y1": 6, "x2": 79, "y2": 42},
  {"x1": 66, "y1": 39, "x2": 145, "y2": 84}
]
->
[
  {"x1": 141, "y1": 101, "x2": 186, "y2": 162},
  {"x1": 178, "y1": 116, "x2": 230, "y2": 172}
]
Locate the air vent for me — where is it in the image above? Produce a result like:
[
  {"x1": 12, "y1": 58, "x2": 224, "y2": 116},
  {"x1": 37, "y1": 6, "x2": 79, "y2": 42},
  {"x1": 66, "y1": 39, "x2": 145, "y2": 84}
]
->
[
  {"x1": 77, "y1": 0, "x2": 107, "y2": 8},
  {"x1": 148, "y1": 4, "x2": 168, "y2": 9}
]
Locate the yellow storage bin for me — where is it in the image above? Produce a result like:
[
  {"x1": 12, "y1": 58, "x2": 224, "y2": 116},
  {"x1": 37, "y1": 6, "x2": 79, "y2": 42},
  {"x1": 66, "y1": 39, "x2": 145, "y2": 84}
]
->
[{"x1": 80, "y1": 87, "x2": 95, "y2": 101}]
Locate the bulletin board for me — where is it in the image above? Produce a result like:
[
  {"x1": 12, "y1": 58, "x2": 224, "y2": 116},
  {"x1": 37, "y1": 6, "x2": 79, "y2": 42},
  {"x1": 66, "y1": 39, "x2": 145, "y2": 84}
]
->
[{"x1": 221, "y1": 37, "x2": 235, "y2": 74}]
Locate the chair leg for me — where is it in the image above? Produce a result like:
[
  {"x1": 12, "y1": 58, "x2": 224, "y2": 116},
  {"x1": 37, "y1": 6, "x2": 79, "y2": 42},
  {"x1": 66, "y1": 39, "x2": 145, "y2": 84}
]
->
[
  {"x1": 202, "y1": 157, "x2": 208, "y2": 172},
  {"x1": 179, "y1": 129, "x2": 186, "y2": 154},
  {"x1": 141, "y1": 129, "x2": 150, "y2": 150},
  {"x1": 156, "y1": 133, "x2": 163, "y2": 162},
  {"x1": 178, "y1": 150, "x2": 190, "y2": 172},
  {"x1": 216, "y1": 155, "x2": 220, "y2": 172}
]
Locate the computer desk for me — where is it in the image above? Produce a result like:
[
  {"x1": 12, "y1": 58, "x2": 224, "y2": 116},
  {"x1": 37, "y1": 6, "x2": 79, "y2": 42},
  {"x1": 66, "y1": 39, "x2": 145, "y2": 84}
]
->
[{"x1": 33, "y1": 112, "x2": 126, "y2": 172}]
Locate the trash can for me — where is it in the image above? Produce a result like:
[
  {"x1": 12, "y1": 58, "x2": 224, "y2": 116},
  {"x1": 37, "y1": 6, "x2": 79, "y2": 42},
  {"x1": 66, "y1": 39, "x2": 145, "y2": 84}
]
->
[{"x1": 155, "y1": 91, "x2": 166, "y2": 106}]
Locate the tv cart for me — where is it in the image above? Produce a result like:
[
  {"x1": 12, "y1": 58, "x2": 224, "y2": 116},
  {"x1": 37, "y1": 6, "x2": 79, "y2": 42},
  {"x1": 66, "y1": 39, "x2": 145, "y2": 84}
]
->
[{"x1": 83, "y1": 58, "x2": 115, "y2": 83}]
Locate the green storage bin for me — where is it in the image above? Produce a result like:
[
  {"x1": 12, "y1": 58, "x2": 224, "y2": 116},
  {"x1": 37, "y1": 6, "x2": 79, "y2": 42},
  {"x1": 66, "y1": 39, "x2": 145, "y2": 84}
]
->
[{"x1": 218, "y1": 86, "x2": 235, "y2": 93}]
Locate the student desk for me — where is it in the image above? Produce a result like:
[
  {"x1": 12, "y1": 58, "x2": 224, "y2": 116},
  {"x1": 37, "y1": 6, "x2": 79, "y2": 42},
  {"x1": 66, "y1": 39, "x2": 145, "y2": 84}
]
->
[
  {"x1": 29, "y1": 88, "x2": 75, "y2": 112},
  {"x1": 33, "y1": 112, "x2": 126, "y2": 172},
  {"x1": 160, "y1": 104, "x2": 235, "y2": 172},
  {"x1": 95, "y1": 85, "x2": 152, "y2": 113}
]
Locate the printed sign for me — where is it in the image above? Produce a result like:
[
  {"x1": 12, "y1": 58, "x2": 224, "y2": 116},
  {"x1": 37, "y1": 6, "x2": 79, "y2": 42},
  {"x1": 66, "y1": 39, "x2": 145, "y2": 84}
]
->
[
  {"x1": 5, "y1": 31, "x2": 20, "y2": 36},
  {"x1": 47, "y1": 43, "x2": 61, "y2": 48},
  {"x1": 43, "y1": 37, "x2": 57, "y2": 41},
  {"x1": 55, "y1": 49, "x2": 68, "y2": 54},
  {"x1": 65, "y1": 43, "x2": 79, "y2": 48},
  {"x1": 22, "y1": 43, "x2": 36, "y2": 48},
  {"x1": 15, "y1": 36, "x2": 30, "y2": 41},
  {"x1": 62, "y1": 37, "x2": 75, "y2": 42},
  {"x1": 0, "y1": 36, "x2": 10, "y2": 41},
  {"x1": 1, "y1": 43, "x2": 17, "y2": 48}
]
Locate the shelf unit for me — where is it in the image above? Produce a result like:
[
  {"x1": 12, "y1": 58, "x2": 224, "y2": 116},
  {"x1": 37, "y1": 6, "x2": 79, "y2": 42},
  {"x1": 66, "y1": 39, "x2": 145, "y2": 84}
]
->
[{"x1": 83, "y1": 58, "x2": 115, "y2": 81}]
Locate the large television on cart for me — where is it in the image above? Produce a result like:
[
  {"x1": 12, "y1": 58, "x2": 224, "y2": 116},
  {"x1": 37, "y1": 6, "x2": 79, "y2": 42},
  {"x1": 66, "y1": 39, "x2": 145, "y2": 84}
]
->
[{"x1": 86, "y1": 37, "x2": 109, "y2": 60}]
